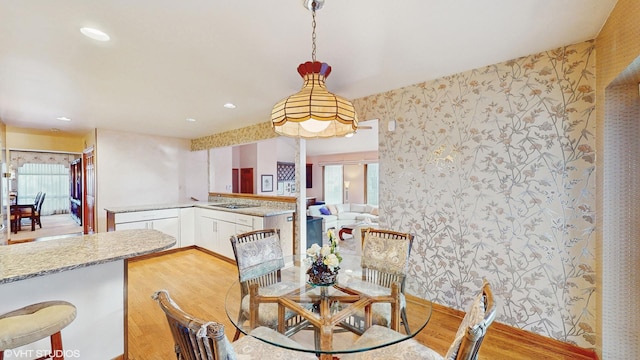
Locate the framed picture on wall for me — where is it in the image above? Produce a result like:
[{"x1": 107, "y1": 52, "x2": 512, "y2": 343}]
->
[{"x1": 261, "y1": 174, "x2": 274, "y2": 192}]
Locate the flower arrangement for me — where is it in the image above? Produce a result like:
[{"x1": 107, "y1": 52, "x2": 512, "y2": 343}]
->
[{"x1": 306, "y1": 229, "x2": 342, "y2": 285}]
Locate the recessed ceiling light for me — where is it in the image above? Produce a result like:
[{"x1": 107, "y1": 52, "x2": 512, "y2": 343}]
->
[
  {"x1": 80, "y1": 27, "x2": 110, "y2": 42},
  {"x1": 223, "y1": 103, "x2": 236, "y2": 109},
  {"x1": 56, "y1": 117, "x2": 71, "y2": 122},
  {"x1": 186, "y1": 118, "x2": 196, "y2": 122}
]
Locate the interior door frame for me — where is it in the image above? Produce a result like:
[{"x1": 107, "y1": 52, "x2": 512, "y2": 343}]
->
[
  {"x1": 83, "y1": 146, "x2": 95, "y2": 234},
  {"x1": 1, "y1": 133, "x2": 8, "y2": 242}
]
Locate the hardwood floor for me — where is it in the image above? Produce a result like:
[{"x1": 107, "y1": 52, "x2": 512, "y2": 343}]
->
[
  {"x1": 9, "y1": 214, "x2": 82, "y2": 243},
  {"x1": 127, "y1": 249, "x2": 597, "y2": 360}
]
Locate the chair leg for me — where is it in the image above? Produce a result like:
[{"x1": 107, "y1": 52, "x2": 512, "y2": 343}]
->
[
  {"x1": 233, "y1": 310, "x2": 246, "y2": 340},
  {"x1": 401, "y1": 307, "x2": 410, "y2": 334},
  {"x1": 51, "y1": 331, "x2": 63, "y2": 360},
  {"x1": 31, "y1": 331, "x2": 64, "y2": 360}
]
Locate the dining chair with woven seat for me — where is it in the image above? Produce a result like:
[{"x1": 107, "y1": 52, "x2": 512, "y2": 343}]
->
[
  {"x1": 230, "y1": 228, "x2": 308, "y2": 341},
  {"x1": 340, "y1": 228, "x2": 414, "y2": 335},
  {"x1": 341, "y1": 280, "x2": 496, "y2": 360},
  {"x1": 153, "y1": 290, "x2": 317, "y2": 360}
]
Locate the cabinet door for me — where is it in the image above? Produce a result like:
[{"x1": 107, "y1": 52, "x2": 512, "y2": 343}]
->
[
  {"x1": 116, "y1": 218, "x2": 180, "y2": 249},
  {"x1": 197, "y1": 215, "x2": 217, "y2": 252},
  {"x1": 151, "y1": 217, "x2": 180, "y2": 249},
  {"x1": 217, "y1": 220, "x2": 236, "y2": 259},
  {"x1": 180, "y1": 208, "x2": 195, "y2": 247}
]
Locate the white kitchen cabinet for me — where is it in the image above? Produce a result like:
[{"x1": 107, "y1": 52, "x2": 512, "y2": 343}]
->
[
  {"x1": 217, "y1": 219, "x2": 237, "y2": 259},
  {"x1": 113, "y1": 209, "x2": 180, "y2": 249},
  {"x1": 180, "y1": 207, "x2": 195, "y2": 247},
  {"x1": 195, "y1": 208, "x2": 264, "y2": 260},
  {"x1": 106, "y1": 205, "x2": 294, "y2": 257},
  {"x1": 196, "y1": 214, "x2": 216, "y2": 252}
]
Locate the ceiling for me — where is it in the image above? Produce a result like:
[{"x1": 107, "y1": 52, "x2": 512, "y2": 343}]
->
[{"x1": 0, "y1": 1, "x2": 617, "y2": 148}]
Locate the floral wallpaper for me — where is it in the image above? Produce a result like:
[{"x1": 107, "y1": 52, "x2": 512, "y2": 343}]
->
[
  {"x1": 191, "y1": 121, "x2": 277, "y2": 151},
  {"x1": 353, "y1": 41, "x2": 596, "y2": 348}
]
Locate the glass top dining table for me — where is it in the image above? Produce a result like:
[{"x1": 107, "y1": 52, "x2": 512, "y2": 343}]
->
[{"x1": 225, "y1": 255, "x2": 432, "y2": 359}]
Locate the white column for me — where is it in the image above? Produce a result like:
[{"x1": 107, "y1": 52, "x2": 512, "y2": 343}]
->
[{"x1": 296, "y1": 138, "x2": 307, "y2": 259}]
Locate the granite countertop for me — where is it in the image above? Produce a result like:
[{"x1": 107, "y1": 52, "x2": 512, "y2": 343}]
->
[
  {"x1": 104, "y1": 202, "x2": 295, "y2": 217},
  {"x1": 195, "y1": 204, "x2": 295, "y2": 217},
  {"x1": 103, "y1": 201, "x2": 207, "y2": 213},
  {"x1": 0, "y1": 229, "x2": 175, "y2": 284}
]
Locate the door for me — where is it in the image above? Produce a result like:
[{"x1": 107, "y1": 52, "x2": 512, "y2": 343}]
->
[
  {"x1": 0, "y1": 125, "x2": 7, "y2": 243},
  {"x1": 69, "y1": 158, "x2": 82, "y2": 225},
  {"x1": 83, "y1": 147, "x2": 95, "y2": 234},
  {"x1": 232, "y1": 168, "x2": 239, "y2": 193},
  {"x1": 240, "y1": 168, "x2": 253, "y2": 194}
]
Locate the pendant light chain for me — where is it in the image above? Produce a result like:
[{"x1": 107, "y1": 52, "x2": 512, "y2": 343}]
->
[{"x1": 311, "y1": 2, "x2": 317, "y2": 62}]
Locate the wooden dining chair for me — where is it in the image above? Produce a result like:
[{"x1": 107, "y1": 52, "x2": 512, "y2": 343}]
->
[
  {"x1": 341, "y1": 228, "x2": 414, "y2": 334},
  {"x1": 19, "y1": 192, "x2": 45, "y2": 229},
  {"x1": 9, "y1": 207, "x2": 21, "y2": 234},
  {"x1": 152, "y1": 290, "x2": 317, "y2": 360},
  {"x1": 229, "y1": 229, "x2": 308, "y2": 340},
  {"x1": 341, "y1": 280, "x2": 496, "y2": 360},
  {"x1": 34, "y1": 192, "x2": 46, "y2": 228}
]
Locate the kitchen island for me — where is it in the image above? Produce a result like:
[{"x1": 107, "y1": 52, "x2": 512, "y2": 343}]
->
[{"x1": 0, "y1": 229, "x2": 175, "y2": 359}]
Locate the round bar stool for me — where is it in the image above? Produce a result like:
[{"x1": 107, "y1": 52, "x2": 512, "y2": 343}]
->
[{"x1": 0, "y1": 301, "x2": 76, "y2": 360}]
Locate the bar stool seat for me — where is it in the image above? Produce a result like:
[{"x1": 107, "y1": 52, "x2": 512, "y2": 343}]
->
[{"x1": 0, "y1": 301, "x2": 76, "y2": 360}]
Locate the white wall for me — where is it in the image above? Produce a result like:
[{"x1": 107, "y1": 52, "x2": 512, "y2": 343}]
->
[
  {"x1": 238, "y1": 143, "x2": 257, "y2": 192},
  {"x1": 182, "y1": 149, "x2": 208, "y2": 201},
  {"x1": 210, "y1": 146, "x2": 233, "y2": 193},
  {"x1": 96, "y1": 129, "x2": 206, "y2": 232},
  {"x1": 276, "y1": 137, "x2": 296, "y2": 162},
  {"x1": 257, "y1": 139, "x2": 277, "y2": 195}
]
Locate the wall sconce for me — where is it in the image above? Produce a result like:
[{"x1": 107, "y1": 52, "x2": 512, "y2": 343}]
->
[{"x1": 344, "y1": 181, "x2": 350, "y2": 202}]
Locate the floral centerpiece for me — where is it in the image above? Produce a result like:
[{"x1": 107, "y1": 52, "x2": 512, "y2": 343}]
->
[{"x1": 306, "y1": 229, "x2": 342, "y2": 286}]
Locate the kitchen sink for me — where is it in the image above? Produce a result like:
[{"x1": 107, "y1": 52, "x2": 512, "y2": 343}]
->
[{"x1": 209, "y1": 203, "x2": 259, "y2": 209}]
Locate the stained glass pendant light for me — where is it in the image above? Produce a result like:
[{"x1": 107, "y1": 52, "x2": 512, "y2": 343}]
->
[{"x1": 271, "y1": 0, "x2": 358, "y2": 138}]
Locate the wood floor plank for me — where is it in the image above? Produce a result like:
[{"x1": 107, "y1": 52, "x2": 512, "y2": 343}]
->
[{"x1": 126, "y1": 248, "x2": 596, "y2": 360}]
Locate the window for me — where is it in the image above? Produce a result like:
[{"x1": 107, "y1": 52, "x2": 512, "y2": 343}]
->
[
  {"x1": 366, "y1": 163, "x2": 379, "y2": 205},
  {"x1": 323, "y1": 163, "x2": 379, "y2": 205},
  {"x1": 17, "y1": 163, "x2": 70, "y2": 215},
  {"x1": 323, "y1": 165, "x2": 343, "y2": 204}
]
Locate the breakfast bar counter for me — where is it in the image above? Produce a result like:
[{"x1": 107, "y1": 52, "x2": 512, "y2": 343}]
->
[
  {"x1": 0, "y1": 229, "x2": 175, "y2": 358},
  {"x1": 0, "y1": 229, "x2": 175, "y2": 284}
]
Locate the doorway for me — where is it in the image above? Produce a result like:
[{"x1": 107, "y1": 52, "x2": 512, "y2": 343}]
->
[{"x1": 6, "y1": 150, "x2": 90, "y2": 242}]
